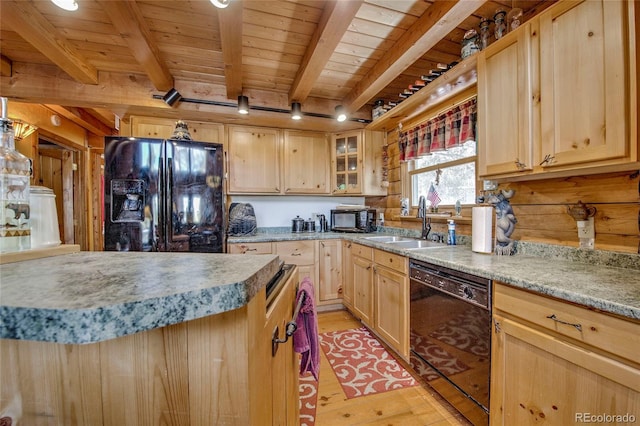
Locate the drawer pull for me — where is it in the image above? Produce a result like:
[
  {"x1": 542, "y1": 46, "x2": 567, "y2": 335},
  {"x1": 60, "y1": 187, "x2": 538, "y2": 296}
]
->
[
  {"x1": 546, "y1": 314, "x2": 582, "y2": 332},
  {"x1": 292, "y1": 252, "x2": 302, "y2": 256}
]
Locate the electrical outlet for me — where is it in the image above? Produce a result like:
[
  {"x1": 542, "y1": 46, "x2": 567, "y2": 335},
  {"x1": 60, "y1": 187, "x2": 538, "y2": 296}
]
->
[{"x1": 577, "y1": 217, "x2": 595, "y2": 239}]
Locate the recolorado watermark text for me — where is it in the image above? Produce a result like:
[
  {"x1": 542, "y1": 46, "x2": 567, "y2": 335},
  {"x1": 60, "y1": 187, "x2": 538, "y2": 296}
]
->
[{"x1": 576, "y1": 413, "x2": 636, "y2": 423}]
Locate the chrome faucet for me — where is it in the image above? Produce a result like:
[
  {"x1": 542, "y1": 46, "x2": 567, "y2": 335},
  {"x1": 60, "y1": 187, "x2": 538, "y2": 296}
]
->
[{"x1": 417, "y1": 196, "x2": 431, "y2": 240}]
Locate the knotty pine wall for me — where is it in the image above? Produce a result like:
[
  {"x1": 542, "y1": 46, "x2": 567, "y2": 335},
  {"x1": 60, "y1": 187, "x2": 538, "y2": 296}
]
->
[{"x1": 367, "y1": 131, "x2": 640, "y2": 254}]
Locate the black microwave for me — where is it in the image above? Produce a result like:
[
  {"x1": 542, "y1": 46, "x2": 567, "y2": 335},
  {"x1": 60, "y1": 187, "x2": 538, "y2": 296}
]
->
[{"x1": 330, "y1": 209, "x2": 376, "y2": 233}]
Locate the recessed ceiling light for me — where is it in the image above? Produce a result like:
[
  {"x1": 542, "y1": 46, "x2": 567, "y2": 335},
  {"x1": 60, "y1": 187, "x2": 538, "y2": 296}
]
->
[
  {"x1": 51, "y1": 0, "x2": 78, "y2": 11},
  {"x1": 210, "y1": 0, "x2": 231, "y2": 9}
]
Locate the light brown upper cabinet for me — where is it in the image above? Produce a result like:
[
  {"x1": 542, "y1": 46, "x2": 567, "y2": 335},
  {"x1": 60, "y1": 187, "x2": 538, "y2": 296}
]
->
[
  {"x1": 478, "y1": 0, "x2": 638, "y2": 181},
  {"x1": 331, "y1": 130, "x2": 387, "y2": 196},
  {"x1": 538, "y1": 0, "x2": 633, "y2": 171},
  {"x1": 283, "y1": 130, "x2": 330, "y2": 194},
  {"x1": 477, "y1": 21, "x2": 536, "y2": 177},
  {"x1": 227, "y1": 126, "x2": 281, "y2": 194},
  {"x1": 128, "y1": 116, "x2": 224, "y2": 143}
]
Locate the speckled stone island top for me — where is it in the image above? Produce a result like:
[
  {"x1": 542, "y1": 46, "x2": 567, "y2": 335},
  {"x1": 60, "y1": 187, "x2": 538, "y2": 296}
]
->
[
  {"x1": 230, "y1": 227, "x2": 640, "y2": 321},
  {"x1": 0, "y1": 252, "x2": 280, "y2": 344}
]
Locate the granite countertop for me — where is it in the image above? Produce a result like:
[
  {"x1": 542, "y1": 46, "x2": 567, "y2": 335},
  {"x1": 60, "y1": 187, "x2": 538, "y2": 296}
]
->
[
  {"x1": 229, "y1": 228, "x2": 640, "y2": 320},
  {"x1": 0, "y1": 252, "x2": 280, "y2": 344}
]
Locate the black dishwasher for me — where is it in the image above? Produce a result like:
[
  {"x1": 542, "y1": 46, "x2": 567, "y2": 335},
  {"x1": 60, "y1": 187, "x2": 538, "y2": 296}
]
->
[{"x1": 409, "y1": 259, "x2": 492, "y2": 425}]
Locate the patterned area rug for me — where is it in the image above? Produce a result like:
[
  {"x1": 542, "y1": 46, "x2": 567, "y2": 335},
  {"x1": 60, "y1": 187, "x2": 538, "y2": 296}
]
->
[
  {"x1": 319, "y1": 326, "x2": 417, "y2": 399},
  {"x1": 299, "y1": 371, "x2": 318, "y2": 426},
  {"x1": 428, "y1": 309, "x2": 491, "y2": 357},
  {"x1": 410, "y1": 329, "x2": 470, "y2": 381}
]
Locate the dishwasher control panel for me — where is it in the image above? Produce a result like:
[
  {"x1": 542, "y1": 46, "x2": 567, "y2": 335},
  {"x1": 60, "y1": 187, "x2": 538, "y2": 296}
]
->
[{"x1": 409, "y1": 260, "x2": 491, "y2": 309}]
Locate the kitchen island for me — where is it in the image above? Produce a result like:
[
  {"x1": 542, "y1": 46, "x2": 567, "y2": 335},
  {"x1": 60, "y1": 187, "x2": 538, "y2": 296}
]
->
[{"x1": 0, "y1": 251, "x2": 299, "y2": 425}]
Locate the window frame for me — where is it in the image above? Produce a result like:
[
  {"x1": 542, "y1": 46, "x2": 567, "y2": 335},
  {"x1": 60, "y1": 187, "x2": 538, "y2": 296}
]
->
[{"x1": 407, "y1": 153, "x2": 478, "y2": 208}]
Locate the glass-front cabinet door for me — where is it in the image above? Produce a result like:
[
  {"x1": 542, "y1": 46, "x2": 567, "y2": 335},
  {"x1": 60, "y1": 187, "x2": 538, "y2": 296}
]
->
[{"x1": 332, "y1": 131, "x2": 362, "y2": 194}]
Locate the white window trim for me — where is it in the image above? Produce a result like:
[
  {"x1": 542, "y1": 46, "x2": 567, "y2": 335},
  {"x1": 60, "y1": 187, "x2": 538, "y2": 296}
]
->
[{"x1": 406, "y1": 155, "x2": 477, "y2": 208}]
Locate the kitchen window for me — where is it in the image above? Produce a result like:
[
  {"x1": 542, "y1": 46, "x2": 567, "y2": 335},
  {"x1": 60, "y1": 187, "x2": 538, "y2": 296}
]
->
[
  {"x1": 399, "y1": 98, "x2": 477, "y2": 207},
  {"x1": 409, "y1": 141, "x2": 476, "y2": 207}
]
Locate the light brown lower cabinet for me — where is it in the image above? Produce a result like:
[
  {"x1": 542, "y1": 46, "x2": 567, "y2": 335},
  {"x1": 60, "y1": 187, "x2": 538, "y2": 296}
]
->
[
  {"x1": 350, "y1": 243, "x2": 374, "y2": 326},
  {"x1": 274, "y1": 240, "x2": 317, "y2": 297},
  {"x1": 344, "y1": 245, "x2": 409, "y2": 359},
  {"x1": 341, "y1": 240, "x2": 353, "y2": 309},
  {"x1": 490, "y1": 282, "x2": 640, "y2": 425},
  {"x1": 0, "y1": 270, "x2": 300, "y2": 426},
  {"x1": 372, "y1": 249, "x2": 409, "y2": 360},
  {"x1": 317, "y1": 240, "x2": 342, "y2": 304}
]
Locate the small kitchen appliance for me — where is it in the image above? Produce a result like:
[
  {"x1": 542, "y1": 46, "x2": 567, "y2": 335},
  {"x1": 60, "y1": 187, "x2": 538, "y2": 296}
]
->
[
  {"x1": 291, "y1": 216, "x2": 304, "y2": 233},
  {"x1": 330, "y1": 208, "x2": 376, "y2": 233}
]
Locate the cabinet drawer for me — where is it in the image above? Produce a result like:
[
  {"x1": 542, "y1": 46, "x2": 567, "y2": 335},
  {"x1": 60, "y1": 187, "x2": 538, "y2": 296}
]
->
[
  {"x1": 275, "y1": 241, "x2": 316, "y2": 265},
  {"x1": 494, "y1": 283, "x2": 640, "y2": 364},
  {"x1": 228, "y1": 242, "x2": 272, "y2": 254},
  {"x1": 351, "y1": 243, "x2": 372, "y2": 260},
  {"x1": 373, "y1": 249, "x2": 407, "y2": 274}
]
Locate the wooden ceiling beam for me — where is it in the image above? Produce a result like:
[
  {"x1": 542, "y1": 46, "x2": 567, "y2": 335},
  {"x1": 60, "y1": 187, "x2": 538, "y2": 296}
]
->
[
  {"x1": 288, "y1": 0, "x2": 364, "y2": 103},
  {"x1": 1, "y1": 62, "x2": 371, "y2": 126},
  {"x1": 2, "y1": 0, "x2": 98, "y2": 84},
  {"x1": 341, "y1": 0, "x2": 486, "y2": 112},
  {"x1": 99, "y1": 0, "x2": 174, "y2": 92},
  {"x1": 45, "y1": 105, "x2": 115, "y2": 136},
  {"x1": 218, "y1": 1, "x2": 244, "y2": 99}
]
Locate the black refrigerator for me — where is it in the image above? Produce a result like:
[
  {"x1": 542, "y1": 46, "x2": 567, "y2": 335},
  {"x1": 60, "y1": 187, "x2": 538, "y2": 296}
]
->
[{"x1": 104, "y1": 136, "x2": 225, "y2": 252}]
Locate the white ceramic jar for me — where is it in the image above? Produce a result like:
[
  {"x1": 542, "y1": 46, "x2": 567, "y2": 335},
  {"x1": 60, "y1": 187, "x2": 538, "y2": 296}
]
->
[{"x1": 29, "y1": 186, "x2": 61, "y2": 248}]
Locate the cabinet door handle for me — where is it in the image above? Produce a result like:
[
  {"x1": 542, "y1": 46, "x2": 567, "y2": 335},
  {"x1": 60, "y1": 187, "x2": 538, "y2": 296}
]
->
[
  {"x1": 246, "y1": 248, "x2": 257, "y2": 251},
  {"x1": 539, "y1": 154, "x2": 555, "y2": 166},
  {"x1": 292, "y1": 252, "x2": 302, "y2": 256},
  {"x1": 546, "y1": 314, "x2": 582, "y2": 332},
  {"x1": 514, "y1": 159, "x2": 527, "y2": 170}
]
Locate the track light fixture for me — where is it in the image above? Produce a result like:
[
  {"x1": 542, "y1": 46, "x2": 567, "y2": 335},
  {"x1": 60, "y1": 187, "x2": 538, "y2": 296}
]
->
[
  {"x1": 162, "y1": 88, "x2": 182, "y2": 107},
  {"x1": 210, "y1": 0, "x2": 231, "y2": 9},
  {"x1": 335, "y1": 105, "x2": 347, "y2": 122},
  {"x1": 151, "y1": 94, "x2": 371, "y2": 123},
  {"x1": 291, "y1": 102, "x2": 302, "y2": 120},
  {"x1": 237, "y1": 95, "x2": 249, "y2": 115},
  {"x1": 51, "y1": 0, "x2": 78, "y2": 11}
]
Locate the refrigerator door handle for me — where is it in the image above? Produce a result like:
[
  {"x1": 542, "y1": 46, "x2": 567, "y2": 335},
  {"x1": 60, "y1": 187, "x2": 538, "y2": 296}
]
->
[
  {"x1": 167, "y1": 158, "x2": 174, "y2": 250},
  {"x1": 158, "y1": 157, "x2": 165, "y2": 251}
]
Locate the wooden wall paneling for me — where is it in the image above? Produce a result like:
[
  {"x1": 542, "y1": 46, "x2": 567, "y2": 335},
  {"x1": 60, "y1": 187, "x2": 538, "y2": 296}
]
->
[
  {"x1": 38, "y1": 148, "x2": 65, "y2": 243},
  {"x1": 62, "y1": 150, "x2": 74, "y2": 245},
  {"x1": 99, "y1": 323, "x2": 190, "y2": 426},
  {"x1": 187, "y1": 307, "x2": 251, "y2": 426},
  {"x1": 87, "y1": 145, "x2": 104, "y2": 251},
  {"x1": 0, "y1": 339, "x2": 103, "y2": 425},
  {"x1": 506, "y1": 171, "x2": 640, "y2": 253},
  {"x1": 510, "y1": 172, "x2": 638, "y2": 204}
]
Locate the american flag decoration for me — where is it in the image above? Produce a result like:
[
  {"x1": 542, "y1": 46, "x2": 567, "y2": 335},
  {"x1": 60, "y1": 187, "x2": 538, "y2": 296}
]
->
[{"x1": 427, "y1": 183, "x2": 441, "y2": 207}]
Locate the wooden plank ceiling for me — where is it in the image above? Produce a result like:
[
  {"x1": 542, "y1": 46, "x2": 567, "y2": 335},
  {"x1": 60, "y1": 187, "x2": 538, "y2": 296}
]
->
[{"x1": 0, "y1": 0, "x2": 553, "y2": 133}]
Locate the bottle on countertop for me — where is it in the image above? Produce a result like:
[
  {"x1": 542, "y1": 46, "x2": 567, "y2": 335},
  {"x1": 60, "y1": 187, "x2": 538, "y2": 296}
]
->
[
  {"x1": 447, "y1": 220, "x2": 456, "y2": 245},
  {"x1": 0, "y1": 97, "x2": 32, "y2": 253}
]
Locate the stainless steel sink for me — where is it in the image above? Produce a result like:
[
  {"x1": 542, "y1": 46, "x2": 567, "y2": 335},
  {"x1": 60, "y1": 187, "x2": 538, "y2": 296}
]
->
[
  {"x1": 362, "y1": 235, "x2": 412, "y2": 243},
  {"x1": 384, "y1": 239, "x2": 444, "y2": 249}
]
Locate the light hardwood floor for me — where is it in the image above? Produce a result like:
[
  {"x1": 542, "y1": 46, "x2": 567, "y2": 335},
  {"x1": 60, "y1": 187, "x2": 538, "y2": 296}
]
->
[{"x1": 314, "y1": 309, "x2": 473, "y2": 425}]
